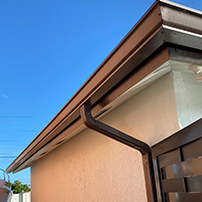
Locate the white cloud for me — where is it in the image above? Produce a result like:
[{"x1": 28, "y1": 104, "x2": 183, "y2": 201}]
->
[{"x1": 1, "y1": 94, "x2": 8, "y2": 99}]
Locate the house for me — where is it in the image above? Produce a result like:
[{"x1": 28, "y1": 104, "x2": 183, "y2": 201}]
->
[{"x1": 7, "y1": 0, "x2": 202, "y2": 201}]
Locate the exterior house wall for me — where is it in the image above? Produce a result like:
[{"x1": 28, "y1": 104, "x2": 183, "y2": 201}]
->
[{"x1": 31, "y1": 73, "x2": 179, "y2": 202}]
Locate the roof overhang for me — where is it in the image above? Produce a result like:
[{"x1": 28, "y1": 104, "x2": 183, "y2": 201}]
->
[{"x1": 7, "y1": 0, "x2": 202, "y2": 173}]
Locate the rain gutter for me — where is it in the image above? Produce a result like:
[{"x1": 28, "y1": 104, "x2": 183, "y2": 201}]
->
[
  {"x1": 80, "y1": 104, "x2": 157, "y2": 202},
  {"x1": 7, "y1": 0, "x2": 202, "y2": 174}
]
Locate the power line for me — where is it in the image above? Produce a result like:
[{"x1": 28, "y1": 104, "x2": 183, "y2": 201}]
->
[
  {"x1": 0, "y1": 156, "x2": 17, "y2": 158},
  {"x1": 0, "y1": 123, "x2": 46, "y2": 125},
  {"x1": 0, "y1": 153, "x2": 17, "y2": 154},
  {"x1": 0, "y1": 116, "x2": 51, "y2": 118},
  {"x1": 0, "y1": 131, "x2": 40, "y2": 132},
  {"x1": 0, "y1": 140, "x2": 33, "y2": 142}
]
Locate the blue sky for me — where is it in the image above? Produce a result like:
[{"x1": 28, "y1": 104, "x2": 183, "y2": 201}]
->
[{"x1": 0, "y1": 0, "x2": 202, "y2": 186}]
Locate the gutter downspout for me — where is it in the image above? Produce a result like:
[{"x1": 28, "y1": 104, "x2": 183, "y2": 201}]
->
[{"x1": 80, "y1": 104, "x2": 157, "y2": 202}]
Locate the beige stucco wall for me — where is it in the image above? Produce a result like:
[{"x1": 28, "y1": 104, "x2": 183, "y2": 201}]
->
[{"x1": 31, "y1": 73, "x2": 179, "y2": 202}]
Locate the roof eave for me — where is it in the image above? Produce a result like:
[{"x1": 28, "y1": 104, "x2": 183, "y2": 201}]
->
[{"x1": 7, "y1": 0, "x2": 202, "y2": 173}]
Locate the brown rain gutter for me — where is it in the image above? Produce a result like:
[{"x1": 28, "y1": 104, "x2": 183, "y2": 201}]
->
[{"x1": 80, "y1": 104, "x2": 157, "y2": 202}]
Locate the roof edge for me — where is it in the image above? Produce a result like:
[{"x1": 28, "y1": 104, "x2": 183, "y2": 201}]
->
[
  {"x1": 7, "y1": 0, "x2": 202, "y2": 173},
  {"x1": 7, "y1": 0, "x2": 162, "y2": 173}
]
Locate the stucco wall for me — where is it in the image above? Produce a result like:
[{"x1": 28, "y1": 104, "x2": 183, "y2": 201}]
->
[
  {"x1": 172, "y1": 71, "x2": 202, "y2": 129},
  {"x1": 31, "y1": 73, "x2": 179, "y2": 202}
]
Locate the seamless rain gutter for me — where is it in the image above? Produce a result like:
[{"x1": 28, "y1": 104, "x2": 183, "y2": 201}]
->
[{"x1": 7, "y1": 0, "x2": 202, "y2": 174}]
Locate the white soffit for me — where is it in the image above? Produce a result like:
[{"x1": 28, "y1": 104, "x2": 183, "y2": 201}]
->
[
  {"x1": 96, "y1": 60, "x2": 198, "y2": 120},
  {"x1": 95, "y1": 61, "x2": 172, "y2": 119}
]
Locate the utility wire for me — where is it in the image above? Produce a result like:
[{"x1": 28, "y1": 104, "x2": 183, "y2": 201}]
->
[
  {"x1": 0, "y1": 131, "x2": 41, "y2": 134},
  {"x1": 0, "y1": 153, "x2": 17, "y2": 154},
  {"x1": 0, "y1": 156, "x2": 17, "y2": 158},
  {"x1": 0, "y1": 116, "x2": 51, "y2": 118},
  {"x1": 0, "y1": 140, "x2": 33, "y2": 142},
  {"x1": 0, "y1": 123, "x2": 46, "y2": 125}
]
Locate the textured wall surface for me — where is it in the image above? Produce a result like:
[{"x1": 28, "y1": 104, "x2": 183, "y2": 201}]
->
[
  {"x1": 173, "y1": 71, "x2": 202, "y2": 129},
  {"x1": 31, "y1": 73, "x2": 179, "y2": 202}
]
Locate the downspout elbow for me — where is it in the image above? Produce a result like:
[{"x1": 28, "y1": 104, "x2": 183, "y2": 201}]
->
[{"x1": 80, "y1": 104, "x2": 157, "y2": 202}]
